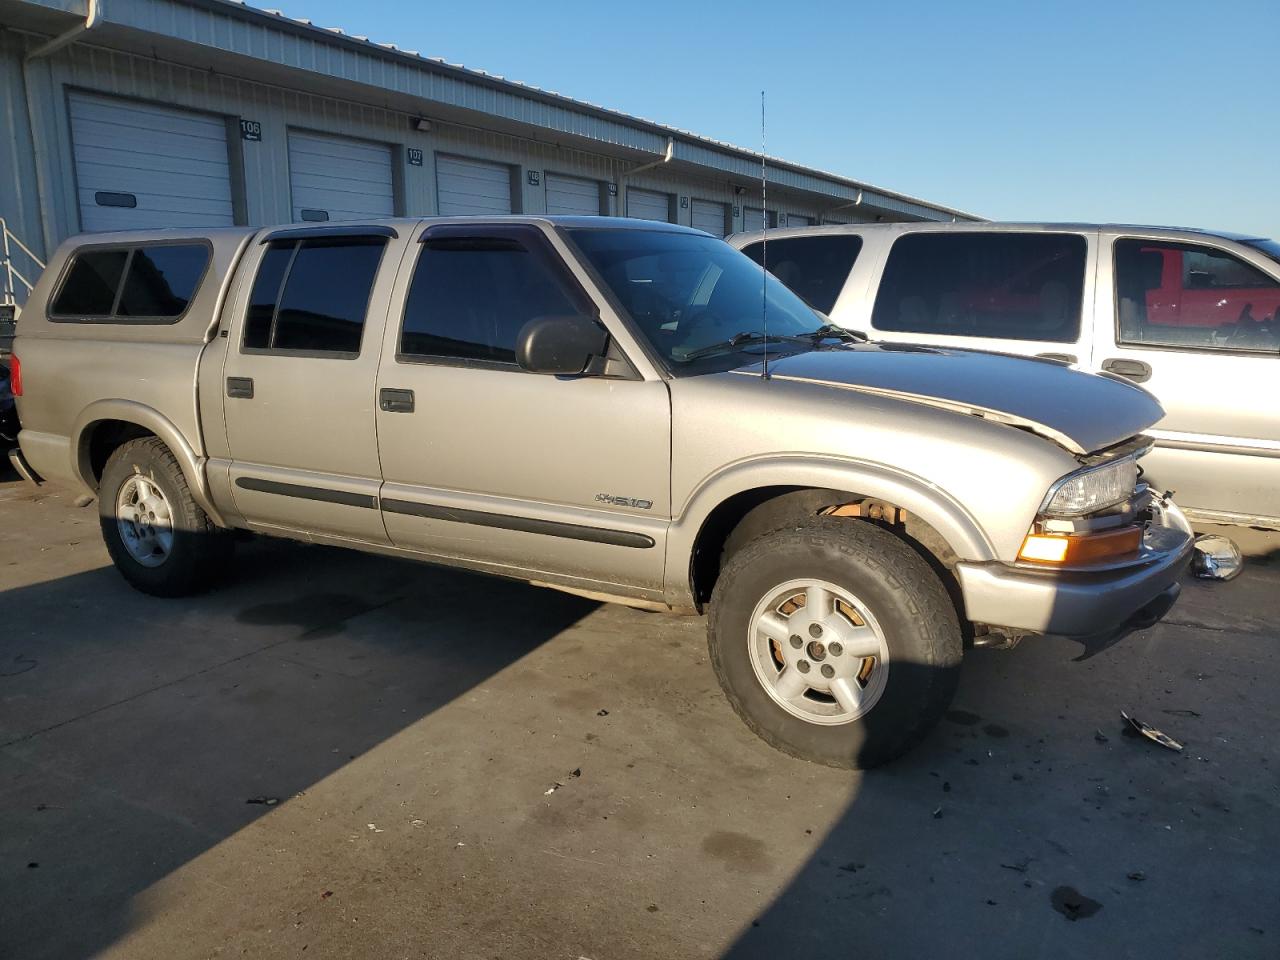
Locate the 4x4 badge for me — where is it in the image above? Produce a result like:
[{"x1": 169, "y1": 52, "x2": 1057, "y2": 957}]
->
[{"x1": 595, "y1": 494, "x2": 653, "y2": 510}]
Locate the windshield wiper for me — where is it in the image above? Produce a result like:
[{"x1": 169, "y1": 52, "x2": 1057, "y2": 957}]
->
[
  {"x1": 675, "y1": 330, "x2": 808, "y2": 362},
  {"x1": 807, "y1": 323, "x2": 867, "y2": 344}
]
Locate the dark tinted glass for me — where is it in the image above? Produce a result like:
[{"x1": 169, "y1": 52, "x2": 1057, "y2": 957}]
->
[
  {"x1": 400, "y1": 236, "x2": 585, "y2": 364},
  {"x1": 872, "y1": 233, "x2": 1086, "y2": 342},
  {"x1": 272, "y1": 238, "x2": 385, "y2": 353},
  {"x1": 51, "y1": 249, "x2": 129, "y2": 316},
  {"x1": 243, "y1": 238, "x2": 385, "y2": 354},
  {"x1": 1115, "y1": 239, "x2": 1280, "y2": 351},
  {"x1": 116, "y1": 244, "x2": 210, "y2": 318},
  {"x1": 243, "y1": 243, "x2": 294, "y2": 350},
  {"x1": 741, "y1": 235, "x2": 862, "y2": 313}
]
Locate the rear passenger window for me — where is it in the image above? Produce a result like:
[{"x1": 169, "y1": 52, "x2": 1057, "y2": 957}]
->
[
  {"x1": 242, "y1": 237, "x2": 386, "y2": 355},
  {"x1": 871, "y1": 233, "x2": 1087, "y2": 342},
  {"x1": 741, "y1": 235, "x2": 862, "y2": 314},
  {"x1": 51, "y1": 244, "x2": 210, "y2": 321},
  {"x1": 399, "y1": 232, "x2": 589, "y2": 366}
]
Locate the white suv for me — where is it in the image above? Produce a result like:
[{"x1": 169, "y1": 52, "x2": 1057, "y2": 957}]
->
[{"x1": 729, "y1": 223, "x2": 1280, "y2": 530}]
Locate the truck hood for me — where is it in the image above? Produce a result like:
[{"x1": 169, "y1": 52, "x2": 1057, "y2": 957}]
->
[{"x1": 732, "y1": 344, "x2": 1163, "y2": 455}]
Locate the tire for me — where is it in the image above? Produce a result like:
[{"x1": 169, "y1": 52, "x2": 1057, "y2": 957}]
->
[
  {"x1": 708, "y1": 517, "x2": 962, "y2": 769},
  {"x1": 98, "y1": 437, "x2": 232, "y2": 597}
]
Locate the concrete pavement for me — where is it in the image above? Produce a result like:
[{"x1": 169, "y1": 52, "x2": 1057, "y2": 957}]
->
[{"x1": 2, "y1": 477, "x2": 1277, "y2": 959}]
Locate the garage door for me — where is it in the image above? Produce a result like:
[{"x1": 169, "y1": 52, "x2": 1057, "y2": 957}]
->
[
  {"x1": 68, "y1": 91, "x2": 234, "y2": 232},
  {"x1": 436, "y1": 155, "x2": 513, "y2": 216},
  {"x1": 627, "y1": 188, "x2": 672, "y2": 222},
  {"x1": 787, "y1": 214, "x2": 813, "y2": 228},
  {"x1": 743, "y1": 207, "x2": 767, "y2": 232},
  {"x1": 545, "y1": 174, "x2": 601, "y2": 216},
  {"x1": 691, "y1": 199, "x2": 728, "y2": 237},
  {"x1": 288, "y1": 130, "x2": 394, "y2": 222}
]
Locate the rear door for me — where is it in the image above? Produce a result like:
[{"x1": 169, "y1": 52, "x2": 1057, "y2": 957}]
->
[
  {"x1": 863, "y1": 230, "x2": 1096, "y2": 366},
  {"x1": 219, "y1": 226, "x2": 408, "y2": 541},
  {"x1": 372, "y1": 222, "x2": 670, "y2": 595},
  {"x1": 1093, "y1": 233, "x2": 1280, "y2": 524}
]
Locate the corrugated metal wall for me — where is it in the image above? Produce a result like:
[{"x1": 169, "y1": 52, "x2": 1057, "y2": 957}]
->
[
  {"x1": 0, "y1": 30, "x2": 45, "y2": 265},
  {"x1": 2, "y1": 8, "x2": 958, "y2": 278}
]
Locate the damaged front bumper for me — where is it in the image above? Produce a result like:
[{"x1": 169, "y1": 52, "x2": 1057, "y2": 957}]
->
[{"x1": 955, "y1": 497, "x2": 1194, "y2": 638}]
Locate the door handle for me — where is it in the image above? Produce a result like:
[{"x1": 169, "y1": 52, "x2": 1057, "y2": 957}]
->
[
  {"x1": 1101, "y1": 358, "x2": 1152, "y2": 383},
  {"x1": 379, "y1": 387, "x2": 415, "y2": 413},
  {"x1": 1035, "y1": 352, "x2": 1077, "y2": 364},
  {"x1": 226, "y1": 376, "x2": 255, "y2": 399}
]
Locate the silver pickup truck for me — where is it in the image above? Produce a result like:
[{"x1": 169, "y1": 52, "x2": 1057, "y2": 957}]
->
[{"x1": 11, "y1": 217, "x2": 1193, "y2": 768}]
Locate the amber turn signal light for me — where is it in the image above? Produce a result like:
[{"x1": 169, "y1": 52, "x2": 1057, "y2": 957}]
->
[{"x1": 1019, "y1": 526, "x2": 1143, "y2": 566}]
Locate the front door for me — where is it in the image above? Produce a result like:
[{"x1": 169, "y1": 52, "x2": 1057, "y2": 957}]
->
[
  {"x1": 1095, "y1": 234, "x2": 1280, "y2": 524},
  {"x1": 373, "y1": 223, "x2": 670, "y2": 596},
  {"x1": 221, "y1": 228, "x2": 405, "y2": 542}
]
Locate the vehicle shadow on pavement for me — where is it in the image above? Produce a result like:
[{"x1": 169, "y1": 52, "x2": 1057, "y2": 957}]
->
[
  {"x1": 716, "y1": 572, "x2": 1280, "y2": 960},
  {"x1": 0, "y1": 533, "x2": 599, "y2": 960}
]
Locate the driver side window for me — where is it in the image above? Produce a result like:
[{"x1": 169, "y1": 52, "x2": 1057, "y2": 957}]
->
[{"x1": 399, "y1": 230, "x2": 592, "y2": 367}]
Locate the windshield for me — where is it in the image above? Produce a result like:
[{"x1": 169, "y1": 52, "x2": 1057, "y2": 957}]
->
[
  {"x1": 565, "y1": 228, "x2": 826, "y2": 373},
  {"x1": 1243, "y1": 238, "x2": 1280, "y2": 267}
]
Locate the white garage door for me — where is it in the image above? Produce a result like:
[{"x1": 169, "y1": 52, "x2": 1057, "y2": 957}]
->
[
  {"x1": 627, "y1": 188, "x2": 672, "y2": 222},
  {"x1": 68, "y1": 91, "x2": 234, "y2": 232},
  {"x1": 436, "y1": 155, "x2": 513, "y2": 216},
  {"x1": 288, "y1": 130, "x2": 394, "y2": 222},
  {"x1": 787, "y1": 214, "x2": 813, "y2": 227},
  {"x1": 743, "y1": 207, "x2": 767, "y2": 232},
  {"x1": 545, "y1": 174, "x2": 601, "y2": 216},
  {"x1": 691, "y1": 199, "x2": 728, "y2": 237}
]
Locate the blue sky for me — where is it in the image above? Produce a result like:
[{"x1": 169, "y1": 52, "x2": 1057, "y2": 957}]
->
[{"x1": 286, "y1": 0, "x2": 1278, "y2": 235}]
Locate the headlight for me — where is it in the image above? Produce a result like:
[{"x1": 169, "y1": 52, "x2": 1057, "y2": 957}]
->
[{"x1": 1041, "y1": 457, "x2": 1139, "y2": 517}]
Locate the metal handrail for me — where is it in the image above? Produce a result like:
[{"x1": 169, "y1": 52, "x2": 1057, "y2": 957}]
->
[{"x1": 1, "y1": 217, "x2": 45, "y2": 307}]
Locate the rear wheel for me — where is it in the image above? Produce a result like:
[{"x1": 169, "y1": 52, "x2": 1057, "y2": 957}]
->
[
  {"x1": 708, "y1": 517, "x2": 962, "y2": 769},
  {"x1": 99, "y1": 437, "x2": 232, "y2": 597}
]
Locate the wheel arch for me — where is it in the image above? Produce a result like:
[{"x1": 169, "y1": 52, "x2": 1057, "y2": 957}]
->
[
  {"x1": 72, "y1": 400, "x2": 225, "y2": 526},
  {"x1": 668, "y1": 456, "x2": 996, "y2": 610}
]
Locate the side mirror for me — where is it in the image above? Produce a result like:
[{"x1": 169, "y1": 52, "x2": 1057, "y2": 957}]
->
[{"x1": 516, "y1": 315, "x2": 608, "y2": 376}]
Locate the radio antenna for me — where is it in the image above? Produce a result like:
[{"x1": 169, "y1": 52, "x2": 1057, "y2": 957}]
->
[{"x1": 760, "y1": 89, "x2": 770, "y2": 380}]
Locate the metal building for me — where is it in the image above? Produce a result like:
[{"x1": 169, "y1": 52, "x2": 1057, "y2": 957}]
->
[{"x1": 0, "y1": 0, "x2": 977, "y2": 315}]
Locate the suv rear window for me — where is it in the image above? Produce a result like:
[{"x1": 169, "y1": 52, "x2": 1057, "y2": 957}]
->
[
  {"x1": 871, "y1": 232, "x2": 1086, "y2": 342},
  {"x1": 740, "y1": 235, "x2": 862, "y2": 314},
  {"x1": 50, "y1": 243, "x2": 210, "y2": 322}
]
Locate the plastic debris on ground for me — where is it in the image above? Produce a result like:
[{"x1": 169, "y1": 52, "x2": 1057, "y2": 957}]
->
[
  {"x1": 544, "y1": 767, "x2": 583, "y2": 795},
  {"x1": 1121, "y1": 711, "x2": 1183, "y2": 751}
]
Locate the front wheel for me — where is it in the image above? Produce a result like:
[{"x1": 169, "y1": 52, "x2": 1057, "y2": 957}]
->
[{"x1": 708, "y1": 517, "x2": 963, "y2": 769}]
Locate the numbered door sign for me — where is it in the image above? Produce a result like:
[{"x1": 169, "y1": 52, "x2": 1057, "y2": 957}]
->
[
  {"x1": 239, "y1": 119, "x2": 262, "y2": 142},
  {"x1": 407, "y1": 148, "x2": 424, "y2": 166}
]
